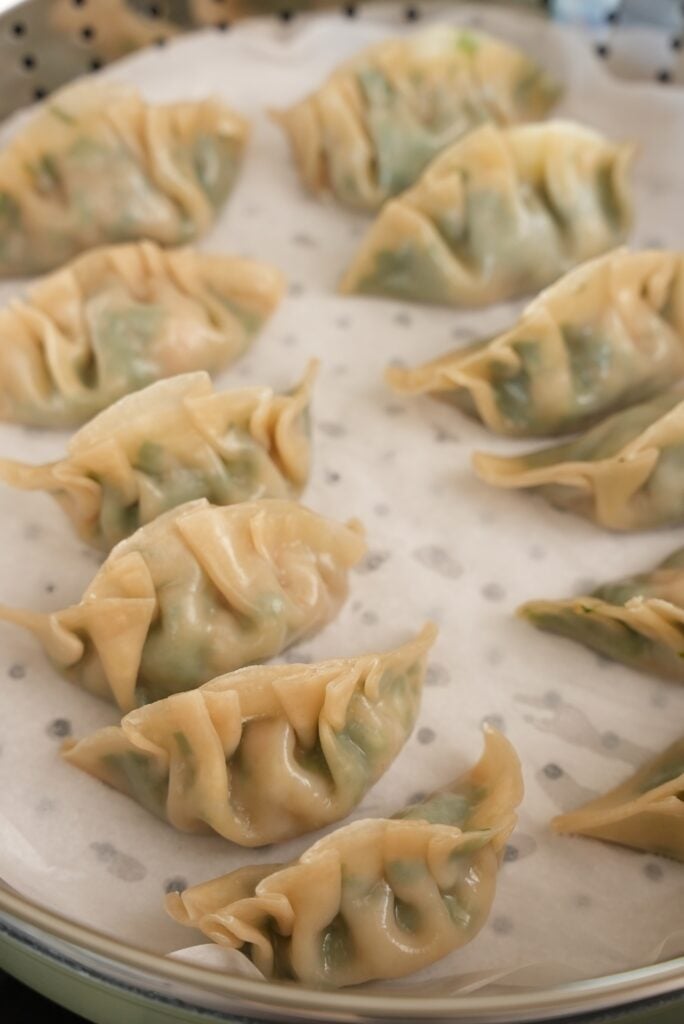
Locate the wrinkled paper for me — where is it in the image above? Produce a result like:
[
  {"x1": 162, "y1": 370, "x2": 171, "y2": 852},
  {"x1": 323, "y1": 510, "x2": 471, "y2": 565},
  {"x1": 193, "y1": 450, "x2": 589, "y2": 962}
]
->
[{"x1": 0, "y1": 1, "x2": 682, "y2": 995}]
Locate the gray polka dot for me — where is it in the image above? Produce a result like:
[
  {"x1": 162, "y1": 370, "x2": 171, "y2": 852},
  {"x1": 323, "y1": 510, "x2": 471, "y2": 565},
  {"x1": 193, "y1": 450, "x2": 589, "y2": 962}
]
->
[
  {"x1": 413, "y1": 545, "x2": 462, "y2": 579},
  {"x1": 384, "y1": 404, "x2": 405, "y2": 417},
  {"x1": 481, "y1": 582, "x2": 506, "y2": 602},
  {"x1": 356, "y1": 550, "x2": 390, "y2": 574},
  {"x1": 45, "y1": 582, "x2": 56, "y2": 593},
  {"x1": 291, "y1": 232, "x2": 316, "y2": 248},
  {"x1": 387, "y1": 357, "x2": 406, "y2": 370},
  {"x1": 24, "y1": 523, "x2": 42, "y2": 540},
  {"x1": 393, "y1": 311, "x2": 413, "y2": 326},
  {"x1": 601, "y1": 730, "x2": 620, "y2": 750},
  {"x1": 481, "y1": 713, "x2": 505, "y2": 732},
  {"x1": 544, "y1": 690, "x2": 562, "y2": 709},
  {"x1": 164, "y1": 876, "x2": 187, "y2": 894},
  {"x1": 433, "y1": 427, "x2": 460, "y2": 443},
  {"x1": 318, "y1": 421, "x2": 346, "y2": 439},
  {"x1": 335, "y1": 316, "x2": 351, "y2": 329},
  {"x1": 452, "y1": 325, "x2": 474, "y2": 341},
  {"x1": 651, "y1": 691, "x2": 668, "y2": 707},
  {"x1": 576, "y1": 893, "x2": 592, "y2": 908},
  {"x1": 426, "y1": 663, "x2": 450, "y2": 687},
  {"x1": 333, "y1": 364, "x2": 348, "y2": 376},
  {"x1": 245, "y1": 204, "x2": 261, "y2": 217},
  {"x1": 644, "y1": 862, "x2": 664, "y2": 881},
  {"x1": 492, "y1": 915, "x2": 513, "y2": 935},
  {"x1": 504, "y1": 844, "x2": 518, "y2": 863},
  {"x1": 486, "y1": 647, "x2": 503, "y2": 666},
  {"x1": 47, "y1": 718, "x2": 72, "y2": 739},
  {"x1": 528, "y1": 544, "x2": 546, "y2": 561},
  {"x1": 324, "y1": 469, "x2": 341, "y2": 484},
  {"x1": 36, "y1": 797, "x2": 56, "y2": 815},
  {"x1": 351, "y1": 600, "x2": 363, "y2": 612},
  {"x1": 478, "y1": 508, "x2": 498, "y2": 525},
  {"x1": 417, "y1": 727, "x2": 436, "y2": 745},
  {"x1": 408, "y1": 791, "x2": 426, "y2": 804},
  {"x1": 8, "y1": 663, "x2": 26, "y2": 680},
  {"x1": 289, "y1": 282, "x2": 305, "y2": 296},
  {"x1": 90, "y1": 842, "x2": 147, "y2": 882},
  {"x1": 281, "y1": 334, "x2": 298, "y2": 347},
  {"x1": 361, "y1": 610, "x2": 378, "y2": 626},
  {"x1": 544, "y1": 763, "x2": 564, "y2": 780},
  {"x1": 374, "y1": 503, "x2": 390, "y2": 517}
]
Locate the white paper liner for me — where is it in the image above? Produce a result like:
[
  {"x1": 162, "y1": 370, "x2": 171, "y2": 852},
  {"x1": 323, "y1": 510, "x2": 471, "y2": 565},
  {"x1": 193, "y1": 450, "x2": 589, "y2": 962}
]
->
[{"x1": 0, "y1": 1, "x2": 682, "y2": 997}]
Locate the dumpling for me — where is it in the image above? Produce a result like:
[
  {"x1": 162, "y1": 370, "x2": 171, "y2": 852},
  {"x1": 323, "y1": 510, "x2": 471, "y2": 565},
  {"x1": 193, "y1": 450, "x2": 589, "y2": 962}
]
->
[
  {"x1": 274, "y1": 25, "x2": 559, "y2": 211},
  {"x1": 473, "y1": 391, "x2": 684, "y2": 530},
  {"x1": 0, "y1": 82, "x2": 248, "y2": 277},
  {"x1": 166, "y1": 727, "x2": 523, "y2": 986},
  {"x1": 0, "y1": 499, "x2": 366, "y2": 711},
  {"x1": 0, "y1": 363, "x2": 316, "y2": 550},
  {"x1": 0, "y1": 240, "x2": 285, "y2": 427},
  {"x1": 341, "y1": 121, "x2": 633, "y2": 307},
  {"x1": 552, "y1": 738, "x2": 684, "y2": 862},
  {"x1": 63, "y1": 625, "x2": 437, "y2": 846},
  {"x1": 521, "y1": 546, "x2": 684, "y2": 682},
  {"x1": 388, "y1": 249, "x2": 684, "y2": 437}
]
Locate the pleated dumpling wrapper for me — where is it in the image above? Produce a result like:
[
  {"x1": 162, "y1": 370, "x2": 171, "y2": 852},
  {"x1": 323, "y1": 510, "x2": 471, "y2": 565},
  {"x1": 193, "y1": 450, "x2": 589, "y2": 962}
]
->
[
  {"x1": 274, "y1": 25, "x2": 559, "y2": 211},
  {"x1": 521, "y1": 546, "x2": 684, "y2": 683},
  {"x1": 166, "y1": 727, "x2": 523, "y2": 987},
  {"x1": 553, "y1": 738, "x2": 684, "y2": 862},
  {"x1": 0, "y1": 81, "x2": 248, "y2": 277},
  {"x1": 0, "y1": 240, "x2": 285, "y2": 428},
  {"x1": 0, "y1": 499, "x2": 366, "y2": 711},
  {"x1": 63, "y1": 625, "x2": 437, "y2": 846},
  {"x1": 0, "y1": 363, "x2": 316, "y2": 550},
  {"x1": 388, "y1": 249, "x2": 684, "y2": 437},
  {"x1": 473, "y1": 391, "x2": 684, "y2": 531},
  {"x1": 341, "y1": 121, "x2": 633, "y2": 307}
]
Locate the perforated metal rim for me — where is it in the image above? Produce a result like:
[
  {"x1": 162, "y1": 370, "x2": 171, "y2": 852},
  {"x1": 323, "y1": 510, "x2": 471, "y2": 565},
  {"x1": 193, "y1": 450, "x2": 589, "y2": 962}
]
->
[{"x1": 0, "y1": 0, "x2": 682, "y2": 123}]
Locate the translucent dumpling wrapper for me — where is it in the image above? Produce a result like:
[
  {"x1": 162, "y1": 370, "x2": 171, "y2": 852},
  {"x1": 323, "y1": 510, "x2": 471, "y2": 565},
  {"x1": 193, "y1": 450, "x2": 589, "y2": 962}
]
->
[
  {"x1": 0, "y1": 498, "x2": 366, "y2": 711},
  {"x1": 0, "y1": 240, "x2": 285, "y2": 427},
  {"x1": 0, "y1": 363, "x2": 316, "y2": 550},
  {"x1": 166, "y1": 727, "x2": 523, "y2": 987},
  {"x1": 63, "y1": 624, "x2": 437, "y2": 846},
  {"x1": 0, "y1": 82, "x2": 248, "y2": 277},
  {"x1": 274, "y1": 25, "x2": 560, "y2": 212},
  {"x1": 388, "y1": 249, "x2": 684, "y2": 437},
  {"x1": 473, "y1": 390, "x2": 684, "y2": 531},
  {"x1": 521, "y1": 546, "x2": 684, "y2": 682},
  {"x1": 341, "y1": 121, "x2": 633, "y2": 307},
  {"x1": 552, "y1": 738, "x2": 684, "y2": 862}
]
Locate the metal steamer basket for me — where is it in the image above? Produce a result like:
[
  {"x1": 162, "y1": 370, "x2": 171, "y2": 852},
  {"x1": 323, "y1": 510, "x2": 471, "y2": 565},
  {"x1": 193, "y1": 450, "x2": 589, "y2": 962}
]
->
[{"x1": 0, "y1": 2, "x2": 682, "y2": 1022}]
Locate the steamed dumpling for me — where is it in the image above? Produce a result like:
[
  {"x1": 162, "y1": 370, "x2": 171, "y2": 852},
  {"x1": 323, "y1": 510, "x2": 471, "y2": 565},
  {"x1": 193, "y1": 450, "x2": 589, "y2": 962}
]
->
[
  {"x1": 275, "y1": 25, "x2": 559, "y2": 211},
  {"x1": 0, "y1": 364, "x2": 315, "y2": 550},
  {"x1": 473, "y1": 391, "x2": 684, "y2": 531},
  {"x1": 63, "y1": 625, "x2": 437, "y2": 846},
  {"x1": 0, "y1": 82, "x2": 248, "y2": 277},
  {"x1": 521, "y1": 546, "x2": 684, "y2": 682},
  {"x1": 0, "y1": 499, "x2": 366, "y2": 711},
  {"x1": 388, "y1": 249, "x2": 684, "y2": 437},
  {"x1": 166, "y1": 727, "x2": 523, "y2": 986},
  {"x1": 0, "y1": 240, "x2": 285, "y2": 427},
  {"x1": 341, "y1": 122, "x2": 633, "y2": 307},
  {"x1": 553, "y1": 738, "x2": 684, "y2": 862}
]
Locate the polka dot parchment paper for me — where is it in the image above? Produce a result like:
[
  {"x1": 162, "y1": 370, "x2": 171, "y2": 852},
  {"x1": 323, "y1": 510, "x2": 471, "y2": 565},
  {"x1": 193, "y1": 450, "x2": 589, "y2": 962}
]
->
[{"x1": 0, "y1": 2, "x2": 682, "y2": 995}]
